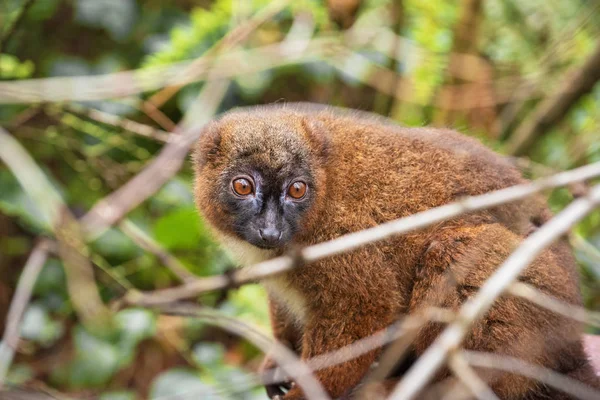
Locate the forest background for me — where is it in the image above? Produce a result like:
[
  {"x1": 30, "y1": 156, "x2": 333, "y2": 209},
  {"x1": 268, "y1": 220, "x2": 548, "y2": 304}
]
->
[{"x1": 1, "y1": 0, "x2": 600, "y2": 398}]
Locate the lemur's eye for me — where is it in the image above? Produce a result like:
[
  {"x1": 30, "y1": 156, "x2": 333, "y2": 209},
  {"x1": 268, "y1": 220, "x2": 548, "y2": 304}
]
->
[
  {"x1": 288, "y1": 181, "x2": 307, "y2": 200},
  {"x1": 232, "y1": 177, "x2": 253, "y2": 196}
]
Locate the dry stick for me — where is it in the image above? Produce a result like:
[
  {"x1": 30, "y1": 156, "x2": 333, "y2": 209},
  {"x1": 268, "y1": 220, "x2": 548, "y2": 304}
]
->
[
  {"x1": 124, "y1": 161, "x2": 600, "y2": 306},
  {"x1": 463, "y1": 351, "x2": 600, "y2": 400},
  {"x1": 505, "y1": 39, "x2": 600, "y2": 156},
  {"x1": 61, "y1": 104, "x2": 171, "y2": 142},
  {"x1": 79, "y1": 79, "x2": 229, "y2": 241},
  {"x1": 447, "y1": 352, "x2": 500, "y2": 400},
  {"x1": 0, "y1": 241, "x2": 50, "y2": 387},
  {"x1": 151, "y1": 305, "x2": 452, "y2": 400},
  {"x1": 0, "y1": 127, "x2": 111, "y2": 329},
  {"x1": 155, "y1": 303, "x2": 330, "y2": 400},
  {"x1": 0, "y1": 27, "x2": 526, "y2": 107},
  {"x1": 0, "y1": 37, "x2": 329, "y2": 104},
  {"x1": 508, "y1": 282, "x2": 600, "y2": 329},
  {"x1": 387, "y1": 183, "x2": 600, "y2": 400},
  {"x1": 119, "y1": 220, "x2": 196, "y2": 283}
]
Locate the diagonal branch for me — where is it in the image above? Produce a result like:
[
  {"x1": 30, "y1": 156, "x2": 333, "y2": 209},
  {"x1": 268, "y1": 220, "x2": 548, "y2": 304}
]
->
[
  {"x1": 0, "y1": 241, "x2": 50, "y2": 387},
  {"x1": 463, "y1": 351, "x2": 600, "y2": 400},
  {"x1": 388, "y1": 182, "x2": 600, "y2": 400},
  {"x1": 123, "y1": 161, "x2": 600, "y2": 306},
  {"x1": 154, "y1": 302, "x2": 330, "y2": 400}
]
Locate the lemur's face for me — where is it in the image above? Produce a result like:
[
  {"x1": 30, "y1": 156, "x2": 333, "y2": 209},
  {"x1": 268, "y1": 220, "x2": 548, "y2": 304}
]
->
[{"x1": 194, "y1": 110, "x2": 327, "y2": 250}]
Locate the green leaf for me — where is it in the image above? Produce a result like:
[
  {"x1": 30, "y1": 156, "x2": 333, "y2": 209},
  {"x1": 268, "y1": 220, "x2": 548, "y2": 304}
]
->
[
  {"x1": 0, "y1": 169, "x2": 48, "y2": 233},
  {"x1": 192, "y1": 343, "x2": 225, "y2": 367},
  {"x1": 69, "y1": 325, "x2": 121, "y2": 387},
  {"x1": 150, "y1": 369, "x2": 218, "y2": 399},
  {"x1": 91, "y1": 227, "x2": 141, "y2": 262},
  {"x1": 153, "y1": 206, "x2": 208, "y2": 250},
  {"x1": 116, "y1": 308, "x2": 156, "y2": 343},
  {"x1": 20, "y1": 303, "x2": 64, "y2": 346},
  {"x1": 99, "y1": 391, "x2": 137, "y2": 400}
]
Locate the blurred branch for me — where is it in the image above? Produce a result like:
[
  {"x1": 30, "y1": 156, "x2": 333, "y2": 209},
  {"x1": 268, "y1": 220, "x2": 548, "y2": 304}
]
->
[
  {"x1": 0, "y1": 0, "x2": 36, "y2": 53},
  {"x1": 0, "y1": 241, "x2": 50, "y2": 388},
  {"x1": 464, "y1": 351, "x2": 600, "y2": 400},
  {"x1": 448, "y1": 352, "x2": 500, "y2": 400},
  {"x1": 119, "y1": 220, "x2": 197, "y2": 283},
  {"x1": 0, "y1": 27, "x2": 534, "y2": 108},
  {"x1": 153, "y1": 302, "x2": 330, "y2": 400},
  {"x1": 0, "y1": 127, "x2": 112, "y2": 332},
  {"x1": 79, "y1": 79, "x2": 230, "y2": 240},
  {"x1": 123, "y1": 161, "x2": 600, "y2": 306},
  {"x1": 59, "y1": 104, "x2": 171, "y2": 143},
  {"x1": 508, "y1": 281, "x2": 600, "y2": 329},
  {"x1": 499, "y1": 2, "x2": 599, "y2": 136},
  {"x1": 505, "y1": 40, "x2": 600, "y2": 155},
  {"x1": 388, "y1": 182, "x2": 600, "y2": 400},
  {"x1": 146, "y1": 0, "x2": 292, "y2": 109}
]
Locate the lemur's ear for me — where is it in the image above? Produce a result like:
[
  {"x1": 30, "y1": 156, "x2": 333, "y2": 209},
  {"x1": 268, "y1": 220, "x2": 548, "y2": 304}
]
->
[
  {"x1": 302, "y1": 117, "x2": 330, "y2": 161},
  {"x1": 193, "y1": 122, "x2": 222, "y2": 167}
]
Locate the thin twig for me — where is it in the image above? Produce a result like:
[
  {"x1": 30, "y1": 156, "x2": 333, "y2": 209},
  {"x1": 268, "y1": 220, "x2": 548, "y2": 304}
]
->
[
  {"x1": 0, "y1": 127, "x2": 111, "y2": 332},
  {"x1": 388, "y1": 183, "x2": 600, "y2": 400},
  {"x1": 463, "y1": 351, "x2": 600, "y2": 400},
  {"x1": 154, "y1": 302, "x2": 330, "y2": 400},
  {"x1": 60, "y1": 104, "x2": 171, "y2": 142},
  {"x1": 119, "y1": 220, "x2": 197, "y2": 283},
  {"x1": 79, "y1": 79, "x2": 230, "y2": 240},
  {"x1": 508, "y1": 282, "x2": 600, "y2": 329},
  {"x1": 0, "y1": 241, "x2": 49, "y2": 387},
  {"x1": 447, "y1": 352, "x2": 500, "y2": 400},
  {"x1": 123, "y1": 161, "x2": 600, "y2": 306}
]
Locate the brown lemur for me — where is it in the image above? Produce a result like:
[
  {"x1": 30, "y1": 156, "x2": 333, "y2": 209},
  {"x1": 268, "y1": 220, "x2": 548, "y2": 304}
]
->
[{"x1": 193, "y1": 103, "x2": 599, "y2": 399}]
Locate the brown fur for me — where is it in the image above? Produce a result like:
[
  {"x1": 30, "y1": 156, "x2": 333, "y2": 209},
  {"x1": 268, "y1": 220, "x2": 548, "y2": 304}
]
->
[{"x1": 193, "y1": 103, "x2": 599, "y2": 399}]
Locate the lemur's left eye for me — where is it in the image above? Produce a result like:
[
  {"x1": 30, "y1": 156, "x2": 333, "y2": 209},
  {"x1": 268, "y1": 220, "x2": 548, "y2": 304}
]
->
[
  {"x1": 287, "y1": 181, "x2": 307, "y2": 200},
  {"x1": 232, "y1": 177, "x2": 253, "y2": 196}
]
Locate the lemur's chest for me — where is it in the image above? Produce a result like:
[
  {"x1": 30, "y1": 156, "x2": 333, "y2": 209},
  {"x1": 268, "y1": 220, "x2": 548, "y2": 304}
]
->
[{"x1": 213, "y1": 230, "x2": 308, "y2": 325}]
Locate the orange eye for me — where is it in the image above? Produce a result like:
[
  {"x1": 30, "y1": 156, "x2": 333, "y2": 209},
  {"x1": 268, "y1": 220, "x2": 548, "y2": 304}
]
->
[
  {"x1": 288, "y1": 181, "x2": 307, "y2": 200},
  {"x1": 232, "y1": 178, "x2": 253, "y2": 196}
]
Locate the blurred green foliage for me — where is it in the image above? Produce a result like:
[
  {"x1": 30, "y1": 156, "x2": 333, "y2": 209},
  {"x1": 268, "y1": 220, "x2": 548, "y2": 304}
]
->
[{"x1": 0, "y1": 0, "x2": 599, "y2": 398}]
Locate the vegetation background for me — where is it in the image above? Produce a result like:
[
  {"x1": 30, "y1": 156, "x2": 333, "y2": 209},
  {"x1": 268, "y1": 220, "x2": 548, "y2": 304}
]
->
[{"x1": 0, "y1": 0, "x2": 599, "y2": 398}]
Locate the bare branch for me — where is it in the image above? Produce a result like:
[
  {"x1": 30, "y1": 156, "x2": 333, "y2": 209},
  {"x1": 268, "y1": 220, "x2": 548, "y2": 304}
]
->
[
  {"x1": 79, "y1": 79, "x2": 230, "y2": 240},
  {"x1": 388, "y1": 182, "x2": 600, "y2": 400},
  {"x1": 119, "y1": 220, "x2": 196, "y2": 283},
  {"x1": 154, "y1": 302, "x2": 330, "y2": 400},
  {"x1": 0, "y1": 241, "x2": 50, "y2": 387},
  {"x1": 60, "y1": 104, "x2": 171, "y2": 143},
  {"x1": 124, "y1": 161, "x2": 600, "y2": 306},
  {"x1": 508, "y1": 282, "x2": 600, "y2": 329},
  {"x1": 447, "y1": 352, "x2": 500, "y2": 400},
  {"x1": 0, "y1": 127, "x2": 111, "y2": 332},
  {"x1": 463, "y1": 351, "x2": 600, "y2": 400}
]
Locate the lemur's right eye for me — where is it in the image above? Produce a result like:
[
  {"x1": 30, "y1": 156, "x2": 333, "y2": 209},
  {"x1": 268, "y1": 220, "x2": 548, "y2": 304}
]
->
[{"x1": 232, "y1": 177, "x2": 253, "y2": 196}]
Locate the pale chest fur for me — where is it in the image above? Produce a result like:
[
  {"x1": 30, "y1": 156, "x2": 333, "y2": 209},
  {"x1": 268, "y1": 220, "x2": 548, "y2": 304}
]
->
[{"x1": 211, "y1": 228, "x2": 308, "y2": 325}]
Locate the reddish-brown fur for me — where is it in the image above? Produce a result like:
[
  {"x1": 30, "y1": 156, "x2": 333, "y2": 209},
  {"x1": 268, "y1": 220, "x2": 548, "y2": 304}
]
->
[{"x1": 193, "y1": 104, "x2": 599, "y2": 399}]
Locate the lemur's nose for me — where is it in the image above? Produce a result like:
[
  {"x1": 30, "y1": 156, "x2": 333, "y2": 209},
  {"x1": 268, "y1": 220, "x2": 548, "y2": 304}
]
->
[{"x1": 259, "y1": 227, "x2": 282, "y2": 245}]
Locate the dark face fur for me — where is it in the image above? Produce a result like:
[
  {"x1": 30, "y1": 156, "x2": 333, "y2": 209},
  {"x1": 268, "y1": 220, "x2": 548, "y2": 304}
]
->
[{"x1": 194, "y1": 110, "x2": 328, "y2": 250}]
